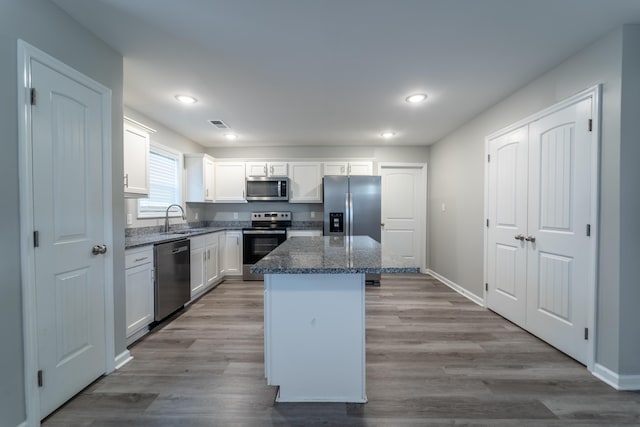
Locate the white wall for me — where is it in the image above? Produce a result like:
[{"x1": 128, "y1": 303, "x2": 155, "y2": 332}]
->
[
  {"x1": 0, "y1": 1, "x2": 123, "y2": 425},
  {"x1": 428, "y1": 27, "x2": 628, "y2": 374}
]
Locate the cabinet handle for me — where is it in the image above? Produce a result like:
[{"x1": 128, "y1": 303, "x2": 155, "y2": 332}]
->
[
  {"x1": 264, "y1": 165, "x2": 267, "y2": 175},
  {"x1": 124, "y1": 174, "x2": 129, "y2": 188},
  {"x1": 206, "y1": 188, "x2": 209, "y2": 197},
  {"x1": 269, "y1": 165, "x2": 273, "y2": 175},
  {"x1": 134, "y1": 256, "x2": 148, "y2": 262}
]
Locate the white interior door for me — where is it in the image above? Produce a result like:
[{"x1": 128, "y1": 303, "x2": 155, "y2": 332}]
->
[
  {"x1": 380, "y1": 165, "x2": 425, "y2": 268},
  {"x1": 526, "y1": 99, "x2": 592, "y2": 364},
  {"x1": 486, "y1": 126, "x2": 529, "y2": 327},
  {"x1": 31, "y1": 58, "x2": 107, "y2": 418}
]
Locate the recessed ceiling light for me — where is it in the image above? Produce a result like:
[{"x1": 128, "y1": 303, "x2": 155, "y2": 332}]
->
[
  {"x1": 224, "y1": 133, "x2": 238, "y2": 140},
  {"x1": 381, "y1": 131, "x2": 396, "y2": 139},
  {"x1": 175, "y1": 94, "x2": 197, "y2": 104},
  {"x1": 405, "y1": 93, "x2": 427, "y2": 104}
]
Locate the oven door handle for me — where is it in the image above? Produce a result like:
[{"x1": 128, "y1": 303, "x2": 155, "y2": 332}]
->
[{"x1": 243, "y1": 230, "x2": 286, "y2": 235}]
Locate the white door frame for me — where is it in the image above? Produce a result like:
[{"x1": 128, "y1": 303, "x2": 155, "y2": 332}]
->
[
  {"x1": 376, "y1": 162, "x2": 428, "y2": 273},
  {"x1": 483, "y1": 85, "x2": 601, "y2": 371},
  {"x1": 17, "y1": 40, "x2": 115, "y2": 426}
]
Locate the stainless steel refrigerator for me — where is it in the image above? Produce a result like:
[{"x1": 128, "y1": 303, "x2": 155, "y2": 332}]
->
[
  {"x1": 323, "y1": 175, "x2": 382, "y2": 284},
  {"x1": 323, "y1": 175, "x2": 381, "y2": 241}
]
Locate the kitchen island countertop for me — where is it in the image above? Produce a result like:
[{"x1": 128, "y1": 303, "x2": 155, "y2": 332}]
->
[{"x1": 251, "y1": 235, "x2": 419, "y2": 275}]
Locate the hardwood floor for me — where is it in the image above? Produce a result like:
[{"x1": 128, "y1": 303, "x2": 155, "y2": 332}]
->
[{"x1": 43, "y1": 274, "x2": 640, "y2": 426}]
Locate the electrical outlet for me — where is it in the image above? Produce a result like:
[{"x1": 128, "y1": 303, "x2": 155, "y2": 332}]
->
[
  {"x1": 310, "y1": 211, "x2": 316, "y2": 219},
  {"x1": 195, "y1": 212, "x2": 199, "y2": 220},
  {"x1": 126, "y1": 213, "x2": 132, "y2": 225},
  {"x1": 441, "y1": 203, "x2": 446, "y2": 212},
  {"x1": 233, "y1": 212, "x2": 238, "y2": 219}
]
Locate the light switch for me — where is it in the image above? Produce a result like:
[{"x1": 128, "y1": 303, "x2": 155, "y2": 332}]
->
[
  {"x1": 441, "y1": 203, "x2": 446, "y2": 212},
  {"x1": 233, "y1": 212, "x2": 238, "y2": 219}
]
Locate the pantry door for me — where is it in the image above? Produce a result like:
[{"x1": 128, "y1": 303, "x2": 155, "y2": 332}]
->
[
  {"x1": 379, "y1": 164, "x2": 426, "y2": 270},
  {"x1": 526, "y1": 98, "x2": 592, "y2": 364},
  {"x1": 486, "y1": 126, "x2": 529, "y2": 328}
]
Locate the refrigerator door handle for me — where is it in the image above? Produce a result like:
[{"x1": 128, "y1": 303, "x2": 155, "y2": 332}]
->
[{"x1": 348, "y1": 192, "x2": 354, "y2": 237}]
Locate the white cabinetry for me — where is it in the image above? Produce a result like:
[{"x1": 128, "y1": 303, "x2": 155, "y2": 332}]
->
[
  {"x1": 215, "y1": 162, "x2": 247, "y2": 202},
  {"x1": 125, "y1": 246, "x2": 154, "y2": 342},
  {"x1": 246, "y1": 161, "x2": 288, "y2": 177},
  {"x1": 288, "y1": 162, "x2": 323, "y2": 203},
  {"x1": 222, "y1": 230, "x2": 242, "y2": 276},
  {"x1": 185, "y1": 154, "x2": 215, "y2": 202},
  {"x1": 323, "y1": 161, "x2": 373, "y2": 176},
  {"x1": 190, "y1": 232, "x2": 222, "y2": 299},
  {"x1": 123, "y1": 121, "x2": 150, "y2": 198}
]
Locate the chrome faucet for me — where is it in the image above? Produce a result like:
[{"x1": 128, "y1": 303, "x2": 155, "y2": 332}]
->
[{"x1": 164, "y1": 204, "x2": 186, "y2": 233}]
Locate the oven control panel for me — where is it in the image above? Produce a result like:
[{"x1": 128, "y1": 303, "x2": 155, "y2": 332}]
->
[{"x1": 251, "y1": 211, "x2": 291, "y2": 221}]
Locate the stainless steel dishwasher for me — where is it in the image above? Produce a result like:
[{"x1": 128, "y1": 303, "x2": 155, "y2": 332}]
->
[{"x1": 154, "y1": 239, "x2": 190, "y2": 321}]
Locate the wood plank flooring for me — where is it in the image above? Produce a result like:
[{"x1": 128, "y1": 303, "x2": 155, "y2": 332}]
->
[{"x1": 43, "y1": 274, "x2": 640, "y2": 426}]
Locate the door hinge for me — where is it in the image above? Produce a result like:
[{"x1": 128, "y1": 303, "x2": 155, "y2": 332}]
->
[
  {"x1": 30, "y1": 88, "x2": 36, "y2": 105},
  {"x1": 584, "y1": 327, "x2": 589, "y2": 340},
  {"x1": 586, "y1": 224, "x2": 591, "y2": 237},
  {"x1": 33, "y1": 230, "x2": 39, "y2": 248},
  {"x1": 588, "y1": 119, "x2": 593, "y2": 132},
  {"x1": 485, "y1": 283, "x2": 488, "y2": 292},
  {"x1": 487, "y1": 154, "x2": 491, "y2": 162},
  {"x1": 37, "y1": 370, "x2": 43, "y2": 387}
]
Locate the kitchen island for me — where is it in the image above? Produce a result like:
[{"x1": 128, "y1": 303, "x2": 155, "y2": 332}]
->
[{"x1": 251, "y1": 236, "x2": 419, "y2": 403}]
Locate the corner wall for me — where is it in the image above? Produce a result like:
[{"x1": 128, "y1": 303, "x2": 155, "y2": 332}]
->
[
  {"x1": 428, "y1": 28, "x2": 624, "y2": 373},
  {"x1": 0, "y1": 1, "x2": 123, "y2": 425}
]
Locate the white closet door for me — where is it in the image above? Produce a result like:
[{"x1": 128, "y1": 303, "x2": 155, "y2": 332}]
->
[
  {"x1": 526, "y1": 98, "x2": 592, "y2": 364},
  {"x1": 486, "y1": 126, "x2": 529, "y2": 327}
]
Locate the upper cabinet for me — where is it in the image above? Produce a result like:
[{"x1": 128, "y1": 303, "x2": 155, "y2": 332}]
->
[
  {"x1": 215, "y1": 162, "x2": 247, "y2": 203},
  {"x1": 185, "y1": 153, "x2": 216, "y2": 202},
  {"x1": 123, "y1": 121, "x2": 150, "y2": 198},
  {"x1": 288, "y1": 162, "x2": 323, "y2": 203},
  {"x1": 323, "y1": 161, "x2": 373, "y2": 176},
  {"x1": 246, "y1": 161, "x2": 288, "y2": 178}
]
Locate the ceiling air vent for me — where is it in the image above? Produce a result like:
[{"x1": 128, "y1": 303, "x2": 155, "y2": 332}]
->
[{"x1": 209, "y1": 120, "x2": 230, "y2": 129}]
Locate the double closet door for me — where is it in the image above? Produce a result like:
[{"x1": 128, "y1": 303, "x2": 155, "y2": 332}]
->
[{"x1": 486, "y1": 97, "x2": 593, "y2": 364}]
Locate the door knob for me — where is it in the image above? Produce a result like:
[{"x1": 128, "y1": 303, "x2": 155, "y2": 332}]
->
[
  {"x1": 525, "y1": 235, "x2": 536, "y2": 242},
  {"x1": 514, "y1": 234, "x2": 525, "y2": 241},
  {"x1": 92, "y1": 244, "x2": 107, "y2": 255}
]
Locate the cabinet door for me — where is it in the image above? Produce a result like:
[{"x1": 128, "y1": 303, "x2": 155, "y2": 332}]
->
[
  {"x1": 323, "y1": 162, "x2": 348, "y2": 176},
  {"x1": 204, "y1": 158, "x2": 215, "y2": 202},
  {"x1": 246, "y1": 162, "x2": 268, "y2": 177},
  {"x1": 205, "y1": 234, "x2": 220, "y2": 286},
  {"x1": 348, "y1": 161, "x2": 373, "y2": 176},
  {"x1": 289, "y1": 162, "x2": 323, "y2": 203},
  {"x1": 223, "y1": 231, "x2": 242, "y2": 275},
  {"x1": 123, "y1": 122, "x2": 150, "y2": 197},
  {"x1": 125, "y1": 263, "x2": 154, "y2": 337},
  {"x1": 268, "y1": 162, "x2": 288, "y2": 177},
  {"x1": 190, "y1": 245, "x2": 206, "y2": 297},
  {"x1": 215, "y1": 162, "x2": 247, "y2": 202}
]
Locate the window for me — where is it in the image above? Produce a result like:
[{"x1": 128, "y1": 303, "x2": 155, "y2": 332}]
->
[{"x1": 138, "y1": 144, "x2": 182, "y2": 218}]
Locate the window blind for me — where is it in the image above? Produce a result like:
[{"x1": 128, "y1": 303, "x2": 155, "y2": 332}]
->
[{"x1": 138, "y1": 148, "x2": 181, "y2": 217}]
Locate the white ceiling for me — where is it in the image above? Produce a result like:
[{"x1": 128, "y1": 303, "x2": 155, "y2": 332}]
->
[{"x1": 52, "y1": 0, "x2": 640, "y2": 147}]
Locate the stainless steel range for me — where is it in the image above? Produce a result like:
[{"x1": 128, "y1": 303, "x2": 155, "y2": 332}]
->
[{"x1": 242, "y1": 211, "x2": 291, "y2": 280}]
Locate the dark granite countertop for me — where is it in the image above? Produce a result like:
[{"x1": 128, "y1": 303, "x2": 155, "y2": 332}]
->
[
  {"x1": 125, "y1": 226, "x2": 241, "y2": 249},
  {"x1": 251, "y1": 236, "x2": 420, "y2": 274}
]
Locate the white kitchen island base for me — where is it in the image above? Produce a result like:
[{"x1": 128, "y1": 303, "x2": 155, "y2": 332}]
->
[{"x1": 264, "y1": 273, "x2": 367, "y2": 403}]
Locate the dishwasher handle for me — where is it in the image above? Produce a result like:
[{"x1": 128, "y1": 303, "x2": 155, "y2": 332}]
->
[{"x1": 171, "y1": 245, "x2": 189, "y2": 254}]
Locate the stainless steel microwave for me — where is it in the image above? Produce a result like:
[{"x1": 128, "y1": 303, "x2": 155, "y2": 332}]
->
[{"x1": 245, "y1": 177, "x2": 289, "y2": 201}]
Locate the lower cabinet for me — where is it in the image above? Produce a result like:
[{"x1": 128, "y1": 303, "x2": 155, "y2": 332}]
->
[
  {"x1": 190, "y1": 233, "x2": 222, "y2": 299},
  {"x1": 125, "y1": 246, "x2": 154, "y2": 343},
  {"x1": 222, "y1": 230, "x2": 242, "y2": 276}
]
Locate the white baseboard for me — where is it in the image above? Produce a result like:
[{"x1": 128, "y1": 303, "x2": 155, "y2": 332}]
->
[
  {"x1": 16, "y1": 421, "x2": 27, "y2": 427},
  {"x1": 114, "y1": 349, "x2": 133, "y2": 370},
  {"x1": 592, "y1": 363, "x2": 640, "y2": 390},
  {"x1": 425, "y1": 269, "x2": 485, "y2": 307}
]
